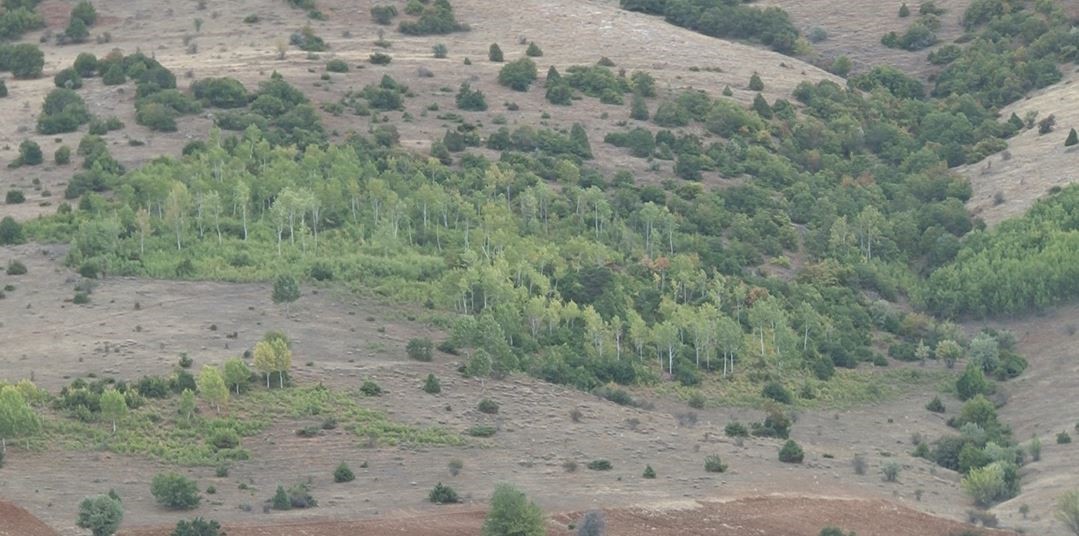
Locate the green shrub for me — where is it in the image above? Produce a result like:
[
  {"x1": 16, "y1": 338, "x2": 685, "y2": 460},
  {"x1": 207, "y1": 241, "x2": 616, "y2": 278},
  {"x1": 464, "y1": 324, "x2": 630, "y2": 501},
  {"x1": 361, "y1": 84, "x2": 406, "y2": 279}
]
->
[
  {"x1": 1066, "y1": 128, "x2": 1078, "y2": 147},
  {"x1": 642, "y1": 464, "x2": 656, "y2": 478},
  {"x1": 0, "y1": 215, "x2": 24, "y2": 244},
  {"x1": 77, "y1": 494, "x2": 123, "y2": 536},
  {"x1": 171, "y1": 517, "x2": 223, "y2": 536},
  {"x1": 882, "y1": 461, "x2": 901, "y2": 482},
  {"x1": 102, "y1": 63, "x2": 125, "y2": 85},
  {"x1": 150, "y1": 473, "x2": 200, "y2": 510},
  {"x1": 397, "y1": 0, "x2": 466, "y2": 35},
  {"x1": 525, "y1": 42, "x2": 542, "y2": 57},
  {"x1": 191, "y1": 77, "x2": 248, "y2": 108},
  {"x1": 748, "y1": 73, "x2": 764, "y2": 91},
  {"x1": 482, "y1": 484, "x2": 544, "y2": 536},
  {"x1": 406, "y1": 337, "x2": 434, "y2": 361},
  {"x1": 135, "y1": 102, "x2": 177, "y2": 131},
  {"x1": 369, "y1": 53, "x2": 392, "y2": 65},
  {"x1": 290, "y1": 26, "x2": 326, "y2": 51},
  {"x1": 926, "y1": 396, "x2": 945, "y2": 412},
  {"x1": 455, "y1": 83, "x2": 486, "y2": 111},
  {"x1": 498, "y1": 58, "x2": 537, "y2": 91},
  {"x1": 779, "y1": 440, "x2": 805, "y2": 463},
  {"x1": 586, "y1": 459, "x2": 612, "y2": 471},
  {"x1": 820, "y1": 528, "x2": 855, "y2": 536},
  {"x1": 956, "y1": 365, "x2": 990, "y2": 401},
  {"x1": 54, "y1": 145, "x2": 71, "y2": 165},
  {"x1": 271, "y1": 485, "x2": 290, "y2": 510},
  {"x1": 334, "y1": 462, "x2": 354, "y2": 483},
  {"x1": 687, "y1": 391, "x2": 705, "y2": 409},
  {"x1": 0, "y1": 80, "x2": 6, "y2": 97},
  {"x1": 71, "y1": 1, "x2": 97, "y2": 25},
  {"x1": 9, "y1": 44, "x2": 44, "y2": 79},
  {"x1": 962, "y1": 462, "x2": 1012, "y2": 507},
  {"x1": 762, "y1": 381, "x2": 792, "y2": 404},
  {"x1": 15, "y1": 139, "x2": 42, "y2": 166},
  {"x1": 429, "y1": 482, "x2": 459, "y2": 504},
  {"x1": 704, "y1": 454, "x2": 727, "y2": 473},
  {"x1": 360, "y1": 380, "x2": 382, "y2": 396},
  {"x1": 54, "y1": 67, "x2": 83, "y2": 89},
  {"x1": 477, "y1": 398, "x2": 499, "y2": 414},
  {"x1": 752, "y1": 408, "x2": 791, "y2": 439},
  {"x1": 370, "y1": 4, "x2": 397, "y2": 25},
  {"x1": 423, "y1": 374, "x2": 442, "y2": 394},
  {"x1": 207, "y1": 429, "x2": 240, "y2": 449},
  {"x1": 5, "y1": 190, "x2": 25, "y2": 204},
  {"x1": 1058, "y1": 431, "x2": 1072, "y2": 444},
  {"x1": 488, "y1": 43, "x2": 503, "y2": 62},
  {"x1": 724, "y1": 421, "x2": 749, "y2": 438},
  {"x1": 546, "y1": 83, "x2": 572, "y2": 105}
]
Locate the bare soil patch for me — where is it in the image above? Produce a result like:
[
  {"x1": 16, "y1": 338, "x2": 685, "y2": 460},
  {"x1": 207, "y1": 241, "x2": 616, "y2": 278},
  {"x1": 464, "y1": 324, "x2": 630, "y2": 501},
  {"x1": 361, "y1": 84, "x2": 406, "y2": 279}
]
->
[{"x1": 0, "y1": 501, "x2": 57, "y2": 536}]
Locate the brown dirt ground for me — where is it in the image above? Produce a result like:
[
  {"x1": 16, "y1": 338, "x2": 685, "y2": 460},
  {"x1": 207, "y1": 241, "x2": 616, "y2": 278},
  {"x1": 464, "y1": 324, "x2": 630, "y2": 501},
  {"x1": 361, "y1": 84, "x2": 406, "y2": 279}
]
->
[
  {"x1": 0, "y1": 500, "x2": 58, "y2": 536},
  {"x1": 114, "y1": 496, "x2": 1019, "y2": 536},
  {"x1": 958, "y1": 67, "x2": 1079, "y2": 226},
  {"x1": 0, "y1": 0, "x2": 840, "y2": 223}
]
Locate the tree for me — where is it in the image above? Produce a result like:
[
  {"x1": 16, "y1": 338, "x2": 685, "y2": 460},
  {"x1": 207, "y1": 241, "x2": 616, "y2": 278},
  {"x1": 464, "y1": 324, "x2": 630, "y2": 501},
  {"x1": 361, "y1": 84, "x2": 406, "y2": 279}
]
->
[
  {"x1": 334, "y1": 462, "x2": 355, "y2": 483},
  {"x1": 66, "y1": 16, "x2": 89, "y2": 42},
  {"x1": 271, "y1": 485, "x2": 290, "y2": 510},
  {"x1": 0, "y1": 385, "x2": 39, "y2": 453},
  {"x1": 570, "y1": 123, "x2": 592, "y2": 159},
  {"x1": 0, "y1": 216, "x2": 24, "y2": 245},
  {"x1": 16, "y1": 139, "x2": 42, "y2": 166},
  {"x1": 71, "y1": 0, "x2": 97, "y2": 25},
  {"x1": 77, "y1": 494, "x2": 123, "y2": 536},
  {"x1": 9, "y1": 44, "x2": 44, "y2": 79},
  {"x1": 498, "y1": 58, "x2": 538, "y2": 91},
  {"x1": 74, "y1": 52, "x2": 97, "y2": 76},
  {"x1": 488, "y1": 43, "x2": 503, "y2": 62},
  {"x1": 899, "y1": 3, "x2": 910, "y2": 16},
  {"x1": 150, "y1": 472, "x2": 200, "y2": 510},
  {"x1": 630, "y1": 93, "x2": 649, "y2": 120},
  {"x1": 779, "y1": 439, "x2": 804, "y2": 463},
  {"x1": 456, "y1": 82, "x2": 487, "y2": 111},
  {"x1": 253, "y1": 333, "x2": 291, "y2": 388},
  {"x1": 1066, "y1": 128, "x2": 1078, "y2": 147},
  {"x1": 171, "y1": 517, "x2": 223, "y2": 536},
  {"x1": 748, "y1": 72, "x2": 764, "y2": 91},
  {"x1": 197, "y1": 365, "x2": 228, "y2": 413},
  {"x1": 935, "y1": 339, "x2": 962, "y2": 368},
  {"x1": 525, "y1": 42, "x2": 543, "y2": 57},
  {"x1": 177, "y1": 389, "x2": 196, "y2": 424},
  {"x1": 222, "y1": 358, "x2": 251, "y2": 394},
  {"x1": 482, "y1": 483, "x2": 545, "y2": 536},
  {"x1": 272, "y1": 274, "x2": 300, "y2": 317},
  {"x1": 1057, "y1": 490, "x2": 1079, "y2": 535},
  {"x1": 99, "y1": 388, "x2": 126, "y2": 433}
]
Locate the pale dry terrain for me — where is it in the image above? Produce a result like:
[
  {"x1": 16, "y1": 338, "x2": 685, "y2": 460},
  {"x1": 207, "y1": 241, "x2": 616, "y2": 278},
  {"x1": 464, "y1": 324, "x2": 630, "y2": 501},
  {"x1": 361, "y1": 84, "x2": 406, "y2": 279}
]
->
[{"x1": 959, "y1": 67, "x2": 1079, "y2": 225}]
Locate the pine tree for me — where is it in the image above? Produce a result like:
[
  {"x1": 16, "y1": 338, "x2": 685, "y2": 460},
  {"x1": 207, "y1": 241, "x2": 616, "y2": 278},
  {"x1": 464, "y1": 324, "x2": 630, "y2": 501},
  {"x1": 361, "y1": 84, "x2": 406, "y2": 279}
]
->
[
  {"x1": 488, "y1": 43, "x2": 503, "y2": 62},
  {"x1": 630, "y1": 93, "x2": 649, "y2": 121},
  {"x1": 1066, "y1": 128, "x2": 1078, "y2": 147},
  {"x1": 748, "y1": 73, "x2": 764, "y2": 91}
]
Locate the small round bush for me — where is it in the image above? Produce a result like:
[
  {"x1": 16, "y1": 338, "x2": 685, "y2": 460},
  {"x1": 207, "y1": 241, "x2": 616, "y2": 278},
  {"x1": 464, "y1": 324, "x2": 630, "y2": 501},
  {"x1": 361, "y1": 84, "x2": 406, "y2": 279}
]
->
[
  {"x1": 762, "y1": 382, "x2": 792, "y2": 404},
  {"x1": 779, "y1": 440, "x2": 805, "y2": 463},
  {"x1": 488, "y1": 43, "x2": 503, "y2": 62},
  {"x1": 326, "y1": 59, "x2": 349, "y2": 72},
  {"x1": 1058, "y1": 431, "x2": 1072, "y2": 444},
  {"x1": 926, "y1": 396, "x2": 945, "y2": 413},
  {"x1": 151, "y1": 472, "x2": 201, "y2": 510},
  {"x1": 334, "y1": 462, "x2": 355, "y2": 483},
  {"x1": 406, "y1": 337, "x2": 433, "y2": 361},
  {"x1": 172, "y1": 517, "x2": 223, "y2": 536},
  {"x1": 55, "y1": 145, "x2": 72, "y2": 165},
  {"x1": 433, "y1": 43, "x2": 448, "y2": 58},
  {"x1": 6, "y1": 190, "x2": 25, "y2": 204},
  {"x1": 724, "y1": 421, "x2": 749, "y2": 438},
  {"x1": 360, "y1": 380, "x2": 382, "y2": 396},
  {"x1": 17, "y1": 139, "x2": 42, "y2": 166},
  {"x1": 429, "y1": 482, "x2": 459, "y2": 504},
  {"x1": 477, "y1": 398, "x2": 499, "y2": 414},
  {"x1": 704, "y1": 455, "x2": 727, "y2": 473}
]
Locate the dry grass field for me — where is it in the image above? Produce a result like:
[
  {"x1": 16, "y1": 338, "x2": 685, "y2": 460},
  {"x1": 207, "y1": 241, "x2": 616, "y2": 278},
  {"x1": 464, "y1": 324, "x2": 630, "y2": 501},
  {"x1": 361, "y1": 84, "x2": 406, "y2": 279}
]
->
[{"x1": 958, "y1": 68, "x2": 1079, "y2": 225}]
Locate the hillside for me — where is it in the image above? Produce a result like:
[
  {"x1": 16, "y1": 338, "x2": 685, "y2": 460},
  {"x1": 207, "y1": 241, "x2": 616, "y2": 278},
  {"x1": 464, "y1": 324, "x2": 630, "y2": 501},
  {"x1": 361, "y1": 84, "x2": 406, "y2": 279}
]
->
[
  {"x1": 1, "y1": 0, "x2": 1079, "y2": 535},
  {"x1": 959, "y1": 69, "x2": 1079, "y2": 225}
]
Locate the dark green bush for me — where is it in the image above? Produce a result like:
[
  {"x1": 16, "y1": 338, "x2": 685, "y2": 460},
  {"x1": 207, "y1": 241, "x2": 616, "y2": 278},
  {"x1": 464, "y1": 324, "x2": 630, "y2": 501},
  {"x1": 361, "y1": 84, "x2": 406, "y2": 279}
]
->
[
  {"x1": 370, "y1": 5, "x2": 397, "y2": 25},
  {"x1": 586, "y1": 459, "x2": 612, "y2": 471},
  {"x1": 704, "y1": 454, "x2": 727, "y2": 473},
  {"x1": 6, "y1": 260, "x2": 27, "y2": 275},
  {"x1": 334, "y1": 462, "x2": 354, "y2": 483},
  {"x1": 724, "y1": 421, "x2": 749, "y2": 438},
  {"x1": 429, "y1": 482, "x2": 459, "y2": 504},
  {"x1": 779, "y1": 440, "x2": 805, "y2": 463},
  {"x1": 762, "y1": 382, "x2": 792, "y2": 404},
  {"x1": 360, "y1": 380, "x2": 382, "y2": 396},
  {"x1": 171, "y1": 517, "x2": 223, "y2": 536},
  {"x1": 926, "y1": 396, "x2": 945, "y2": 413},
  {"x1": 406, "y1": 337, "x2": 434, "y2": 361},
  {"x1": 423, "y1": 373, "x2": 441, "y2": 394},
  {"x1": 325, "y1": 59, "x2": 348, "y2": 73},
  {"x1": 642, "y1": 464, "x2": 656, "y2": 478},
  {"x1": 455, "y1": 83, "x2": 487, "y2": 111},
  {"x1": 150, "y1": 472, "x2": 200, "y2": 510},
  {"x1": 54, "y1": 67, "x2": 82, "y2": 89},
  {"x1": 191, "y1": 77, "x2": 248, "y2": 108},
  {"x1": 498, "y1": 58, "x2": 537, "y2": 91},
  {"x1": 477, "y1": 398, "x2": 499, "y2": 414}
]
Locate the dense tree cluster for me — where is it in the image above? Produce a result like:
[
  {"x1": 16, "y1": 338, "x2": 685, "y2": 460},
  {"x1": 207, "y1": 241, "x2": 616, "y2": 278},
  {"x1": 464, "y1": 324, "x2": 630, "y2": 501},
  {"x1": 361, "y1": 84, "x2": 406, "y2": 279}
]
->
[{"x1": 620, "y1": 0, "x2": 799, "y2": 53}]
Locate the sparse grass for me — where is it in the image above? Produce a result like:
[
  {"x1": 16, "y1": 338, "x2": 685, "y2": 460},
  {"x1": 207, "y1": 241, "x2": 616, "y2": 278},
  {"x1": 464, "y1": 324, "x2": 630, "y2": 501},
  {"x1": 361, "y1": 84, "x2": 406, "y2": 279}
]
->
[{"x1": 42, "y1": 385, "x2": 461, "y2": 465}]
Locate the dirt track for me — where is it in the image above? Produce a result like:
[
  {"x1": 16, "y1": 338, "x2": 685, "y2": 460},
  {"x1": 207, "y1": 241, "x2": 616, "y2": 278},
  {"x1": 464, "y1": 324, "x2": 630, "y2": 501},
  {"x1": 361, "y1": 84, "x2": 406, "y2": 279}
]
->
[{"x1": 0, "y1": 501, "x2": 57, "y2": 536}]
